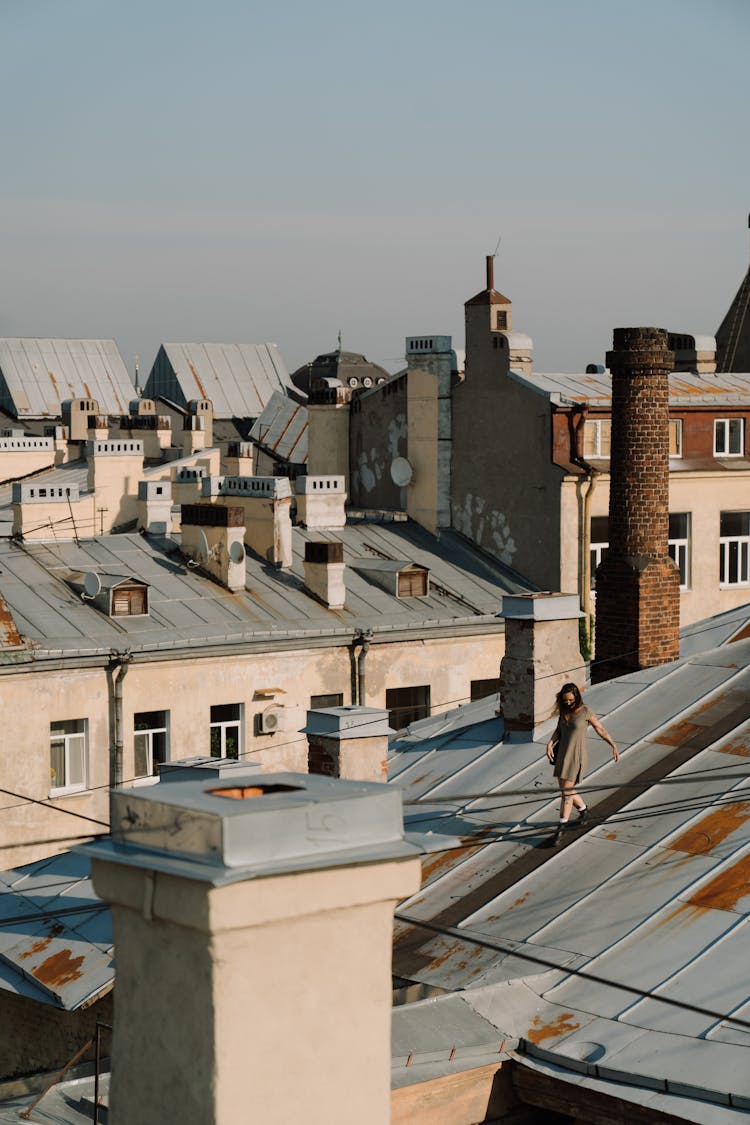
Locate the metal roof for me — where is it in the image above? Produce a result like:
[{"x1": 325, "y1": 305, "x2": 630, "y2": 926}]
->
[
  {"x1": 0, "y1": 339, "x2": 135, "y2": 419},
  {"x1": 387, "y1": 631, "x2": 750, "y2": 1112},
  {"x1": 509, "y1": 367, "x2": 750, "y2": 407},
  {"x1": 0, "y1": 521, "x2": 531, "y2": 657},
  {"x1": 249, "y1": 390, "x2": 308, "y2": 463},
  {"x1": 144, "y1": 343, "x2": 292, "y2": 419},
  {"x1": 0, "y1": 852, "x2": 112, "y2": 1011}
]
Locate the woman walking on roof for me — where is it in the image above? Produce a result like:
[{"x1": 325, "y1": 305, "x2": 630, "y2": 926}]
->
[{"x1": 546, "y1": 682, "x2": 618, "y2": 847}]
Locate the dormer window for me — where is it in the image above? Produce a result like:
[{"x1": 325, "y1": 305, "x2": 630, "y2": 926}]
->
[
  {"x1": 397, "y1": 566, "x2": 429, "y2": 598},
  {"x1": 112, "y1": 583, "x2": 148, "y2": 616}
]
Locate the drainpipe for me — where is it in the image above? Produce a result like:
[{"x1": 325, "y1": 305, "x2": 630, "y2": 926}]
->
[
  {"x1": 350, "y1": 629, "x2": 373, "y2": 706},
  {"x1": 109, "y1": 651, "x2": 132, "y2": 794},
  {"x1": 357, "y1": 630, "x2": 372, "y2": 708},
  {"x1": 570, "y1": 407, "x2": 599, "y2": 657}
]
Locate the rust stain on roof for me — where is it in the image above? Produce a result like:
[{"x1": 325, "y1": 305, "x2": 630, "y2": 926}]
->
[
  {"x1": 526, "y1": 1012, "x2": 580, "y2": 1044},
  {"x1": 512, "y1": 893, "x2": 529, "y2": 908},
  {"x1": 420, "y1": 826, "x2": 493, "y2": 882},
  {"x1": 18, "y1": 923, "x2": 64, "y2": 960},
  {"x1": 48, "y1": 370, "x2": 58, "y2": 395},
  {"x1": 657, "y1": 696, "x2": 725, "y2": 746},
  {"x1": 718, "y1": 736, "x2": 750, "y2": 757},
  {"x1": 188, "y1": 361, "x2": 208, "y2": 400},
  {"x1": 668, "y1": 802, "x2": 750, "y2": 855},
  {"x1": 687, "y1": 853, "x2": 750, "y2": 913},
  {"x1": 0, "y1": 596, "x2": 23, "y2": 647},
  {"x1": 83, "y1": 382, "x2": 92, "y2": 399},
  {"x1": 32, "y1": 948, "x2": 85, "y2": 988},
  {"x1": 427, "y1": 940, "x2": 463, "y2": 971},
  {"x1": 728, "y1": 622, "x2": 750, "y2": 644}
]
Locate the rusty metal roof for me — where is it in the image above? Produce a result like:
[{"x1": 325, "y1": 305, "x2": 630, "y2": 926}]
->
[
  {"x1": 0, "y1": 852, "x2": 112, "y2": 1010},
  {"x1": 249, "y1": 390, "x2": 308, "y2": 463},
  {"x1": 0, "y1": 339, "x2": 135, "y2": 419},
  {"x1": 143, "y1": 343, "x2": 292, "y2": 419},
  {"x1": 388, "y1": 632, "x2": 750, "y2": 1112},
  {"x1": 510, "y1": 367, "x2": 750, "y2": 407}
]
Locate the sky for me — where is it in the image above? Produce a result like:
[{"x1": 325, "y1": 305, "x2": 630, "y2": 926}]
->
[{"x1": 1, "y1": 0, "x2": 749, "y2": 381}]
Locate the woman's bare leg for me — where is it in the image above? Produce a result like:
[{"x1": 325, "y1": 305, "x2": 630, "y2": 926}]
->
[{"x1": 558, "y1": 779, "x2": 585, "y2": 819}]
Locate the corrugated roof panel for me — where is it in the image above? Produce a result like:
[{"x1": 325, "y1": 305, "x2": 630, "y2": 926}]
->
[
  {"x1": 155, "y1": 343, "x2": 292, "y2": 420},
  {"x1": 0, "y1": 339, "x2": 134, "y2": 418}
]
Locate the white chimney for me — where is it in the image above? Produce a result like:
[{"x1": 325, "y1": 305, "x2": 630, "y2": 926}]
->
[
  {"x1": 296, "y1": 475, "x2": 347, "y2": 529},
  {"x1": 181, "y1": 502, "x2": 247, "y2": 592},
  {"x1": 304, "y1": 540, "x2": 345, "y2": 608},
  {"x1": 87, "y1": 772, "x2": 421, "y2": 1125}
]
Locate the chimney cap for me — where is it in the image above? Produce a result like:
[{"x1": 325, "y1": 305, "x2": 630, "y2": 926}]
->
[
  {"x1": 81, "y1": 772, "x2": 419, "y2": 884},
  {"x1": 502, "y1": 592, "x2": 582, "y2": 621},
  {"x1": 302, "y1": 706, "x2": 394, "y2": 739}
]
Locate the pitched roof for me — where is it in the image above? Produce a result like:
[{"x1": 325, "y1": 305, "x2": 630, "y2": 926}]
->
[
  {"x1": 388, "y1": 623, "x2": 750, "y2": 1113},
  {"x1": 0, "y1": 522, "x2": 531, "y2": 657},
  {"x1": 143, "y1": 343, "x2": 292, "y2": 419},
  {"x1": 716, "y1": 266, "x2": 750, "y2": 373},
  {"x1": 0, "y1": 339, "x2": 135, "y2": 419},
  {"x1": 249, "y1": 390, "x2": 308, "y2": 463},
  {"x1": 509, "y1": 367, "x2": 750, "y2": 407}
]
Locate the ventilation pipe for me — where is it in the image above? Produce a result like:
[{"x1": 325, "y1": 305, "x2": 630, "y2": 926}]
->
[{"x1": 570, "y1": 405, "x2": 600, "y2": 656}]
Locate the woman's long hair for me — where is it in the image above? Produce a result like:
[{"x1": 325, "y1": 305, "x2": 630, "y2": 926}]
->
[{"x1": 554, "y1": 682, "x2": 582, "y2": 716}]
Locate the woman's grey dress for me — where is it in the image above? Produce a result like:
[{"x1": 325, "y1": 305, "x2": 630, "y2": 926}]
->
[{"x1": 552, "y1": 705, "x2": 592, "y2": 782}]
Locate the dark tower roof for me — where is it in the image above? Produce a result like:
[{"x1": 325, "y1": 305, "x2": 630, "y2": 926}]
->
[
  {"x1": 716, "y1": 227, "x2": 750, "y2": 373},
  {"x1": 291, "y1": 348, "x2": 390, "y2": 396}
]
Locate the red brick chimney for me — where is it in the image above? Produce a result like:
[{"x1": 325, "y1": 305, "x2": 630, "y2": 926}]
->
[{"x1": 593, "y1": 327, "x2": 680, "y2": 682}]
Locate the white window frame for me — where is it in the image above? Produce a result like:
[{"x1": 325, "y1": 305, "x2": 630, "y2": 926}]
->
[
  {"x1": 720, "y1": 511, "x2": 750, "y2": 587},
  {"x1": 583, "y1": 418, "x2": 611, "y2": 460},
  {"x1": 210, "y1": 703, "x2": 244, "y2": 760},
  {"x1": 714, "y1": 418, "x2": 744, "y2": 458},
  {"x1": 134, "y1": 710, "x2": 170, "y2": 779},
  {"x1": 668, "y1": 513, "x2": 690, "y2": 591},
  {"x1": 49, "y1": 719, "x2": 88, "y2": 796},
  {"x1": 669, "y1": 418, "x2": 683, "y2": 458}
]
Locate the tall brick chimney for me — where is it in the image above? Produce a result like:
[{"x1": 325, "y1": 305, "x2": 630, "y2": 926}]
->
[{"x1": 593, "y1": 327, "x2": 680, "y2": 682}]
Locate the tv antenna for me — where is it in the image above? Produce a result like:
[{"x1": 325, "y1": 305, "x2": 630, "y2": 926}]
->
[{"x1": 491, "y1": 235, "x2": 502, "y2": 258}]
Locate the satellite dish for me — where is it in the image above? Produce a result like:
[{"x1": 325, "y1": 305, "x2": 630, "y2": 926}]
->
[
  {"x1": 347, "y1": 376, "x2": 358, "y2": 388},
  {"x1": 196, "y1": 529, "x2": 211, "y2": 565},
  {"x1": 390, "y1": 457, "x2": 414, "y2": 487},
  {"x1": 229, "y1": 540, "x2": 246, "y2": 565},
  {"x1": 83, "y1": 571, "x2": 101, "y2": 598},
  {"x1": 362, "y1": 376, "x2": 373, "y2": 388}
]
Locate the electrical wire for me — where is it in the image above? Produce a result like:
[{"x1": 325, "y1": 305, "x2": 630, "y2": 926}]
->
[{"x1": 393, "y1": 911, "x2": 750, "y2": 1031}]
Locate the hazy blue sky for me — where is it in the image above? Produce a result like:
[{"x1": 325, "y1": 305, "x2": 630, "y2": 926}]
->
[{"x1": 1, "y1": 0, "x2": 749, "y2": 380}]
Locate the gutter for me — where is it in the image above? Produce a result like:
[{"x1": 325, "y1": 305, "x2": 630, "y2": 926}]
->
[{"x1": 0, "y1": 619, "x2": 507, "y2": 675}]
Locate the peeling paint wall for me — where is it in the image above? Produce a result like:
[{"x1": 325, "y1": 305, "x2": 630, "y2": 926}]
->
[{"x1": 350, "y1": 376, "x2": 407, "y2": 509}]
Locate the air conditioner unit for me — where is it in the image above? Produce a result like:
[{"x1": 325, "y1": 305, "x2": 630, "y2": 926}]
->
[{"x1": 258, "y1": 706, "x2": 286, "y2": 734}]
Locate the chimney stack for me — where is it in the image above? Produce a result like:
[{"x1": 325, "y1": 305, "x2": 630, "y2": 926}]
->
[
  {"x1": 486, "y1": 254, "x2": 494, "y2": 291},
  {"x1": 87, "y1": 772, "x2": 421, "y2": 1125},
  {"x1": 304, "y1": 540, "x2": 346, "y2": 608},
  {"x1": 593, "y1": 327, "x2": 680, "y2": 682},
  {"x1": 500, "y1": 593, "x2": 585, "y2": 738},
  {"x1": 305, "y1": 706, "x2": 391, "y2": 782}
]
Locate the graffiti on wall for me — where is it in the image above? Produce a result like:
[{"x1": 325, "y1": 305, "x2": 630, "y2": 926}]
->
[{"x1": 453, "y1": 492, "x2": 517, "y2": 565}]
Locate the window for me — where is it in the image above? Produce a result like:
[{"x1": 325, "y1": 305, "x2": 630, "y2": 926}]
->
[
  {"x1": 668, "y1": 513, "x2": 690, "y2": 590},
  {"x1": 714, "y1": 418, "x2": 744, "y2": 457},
  {"x1": 589, "y1": 516, "x2": 609, "y2": 589},
  {"x1": 310, "y1": 693, "x2": 344, "y2": 709},
  {"x1": 112, "y1": 584, "x2": 148, "y2": 616},
  {"x1": 386, "y1": 685, "x2": 430, "y2": 730},
  {"x1": 50, "y1": 720, "x2": 87, "y2": 793},
  {"x1": 669, "y1": 419, "x2": 683, "y2": 457},
  {"x1": 720, "y1": 512, "x2": 750, "y2": 586},
  {"x1": 210, "y1": 703, "x2": 243, "y2": 759},
  {"x1": 496, "y1": 311, "x2": 507, "y2": 330},
  {"x1": 134, "y1": 710, "x2": 169, "y2": 777},
  {"x1": 583, "y1": 419, "x2": 611, "y2": 459},
  {"x1": 397, "y1": 568, "x2": 428, "y2": 597},
  {"x1": 470, "y1": 678, "x2": 500, "y2": 702}
]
